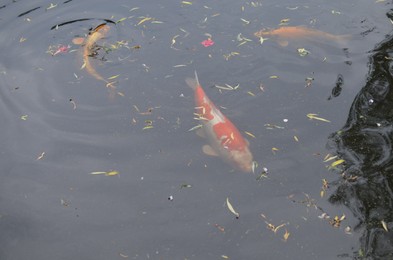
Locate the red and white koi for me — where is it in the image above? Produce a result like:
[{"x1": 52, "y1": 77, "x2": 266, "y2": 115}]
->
[{"x1": 186, "y1": 72, "x2": 254, "y2": 173}]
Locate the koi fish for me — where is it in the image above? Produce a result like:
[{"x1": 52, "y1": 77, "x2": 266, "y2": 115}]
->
[
  {"x1": 186, "y1": 72, "x2": 254, "y2": 173},
  {"x1": 254, "y1": 26, "x2": 351, "y2": 47},
  {"x1": 81, "y1": 23, "x2": 114, "y2": 88}
]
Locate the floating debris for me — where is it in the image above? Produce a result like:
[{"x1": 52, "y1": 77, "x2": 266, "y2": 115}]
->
[
  {"x1": 36, "y1": 152, "x2": 45, "y2": 160},
  {"x1": 307, "y1": 113, "x2": 331, "y2": 123},
  {"x1": 329, "y1": 214, "x2": 346, "y2": 228},
  {"x1": 201, "y1": 38, "x2": 214, "y2": 47},
  {"x1": 382, "y1": 220, "x2": 389, "y2": 232},
  {"x1": 226, "y1": 197, "x2": 240, "y2": 218},
  {"x1": 90, "y1": 171, "x2": 119, "y2": 177},
  {"x1": 297, "y1": 48, "x2": 310, "y2": 57}
]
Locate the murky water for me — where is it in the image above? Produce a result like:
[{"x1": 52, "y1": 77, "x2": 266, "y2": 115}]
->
[{"x1": 0, "y1": 0, "x2": 392, "y2": 259}]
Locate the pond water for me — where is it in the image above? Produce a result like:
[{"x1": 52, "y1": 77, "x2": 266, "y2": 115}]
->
[{"x1": 0, "y1": 0, "x2": 392, "y2": 259}]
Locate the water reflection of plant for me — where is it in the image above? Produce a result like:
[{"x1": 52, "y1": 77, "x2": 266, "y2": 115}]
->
[{"x1": 327, "y1": 11, "x2": 393, "y2": 259}]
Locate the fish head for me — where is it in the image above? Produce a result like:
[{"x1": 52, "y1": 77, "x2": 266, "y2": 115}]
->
[{"x1": 230, "y1": 147, "x2": 254, "y2": 173}]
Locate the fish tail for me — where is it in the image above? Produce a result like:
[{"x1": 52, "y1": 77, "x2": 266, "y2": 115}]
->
[{"x1": 185, "y1": 71, "x2": 200, "y2": 90}]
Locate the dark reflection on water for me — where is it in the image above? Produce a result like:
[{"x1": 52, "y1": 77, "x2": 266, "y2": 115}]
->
[{"x1": 328, "y1": 10, "x2": 393, "y2": 259}]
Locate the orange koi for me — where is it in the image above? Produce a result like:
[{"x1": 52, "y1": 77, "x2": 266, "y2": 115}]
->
[
  {"x1": 82, "y1": 24, "x2": 114, "y2": 88},
  {"x1": 186, "y1": 72, "x2": 254, "y2": 173},
  {"x1": 254, "y1": 26, "x2": 351, "y2": 47}
]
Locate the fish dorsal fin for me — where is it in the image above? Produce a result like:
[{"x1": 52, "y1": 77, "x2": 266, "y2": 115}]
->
[
  {"x1": 72, "y1": 37, "x2": 85, "y2": 45},
  {"x1": 202, "y1": 145, "x2": 219, "y2": 157},
  {"x1": 196, "y1": 128, "x2": 206, "y2": 138},
  {"x1": 277, "y1": 39, "x2": 289, "y2": 47}
]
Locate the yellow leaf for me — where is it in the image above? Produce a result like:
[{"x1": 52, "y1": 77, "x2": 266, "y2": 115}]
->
[
  {"x1": 283, "y1": 229, "x2": 290, "y2": 241},
  {"x1": 244, "y1": 131, "x2": 256, "y2": 138},
  {"x1": 270, "y1": 75, "x2": 279, "y2": 79},
  {"x1": 137, "y1": 17, "x2": 152, "y2": 26},
  {"x1": 80, "y1": 61, "x2": 86, "y2": 70},
  {"x1": 90, "y1": 171, "x2": 119, "y2": 176},
  {"x1": 116, "y1": 17, "x2": 127, "y2": 23},
  {"x1": 226, "y1": 197, "x2": 240, "y2": 218},
  {"x1": 181, "y1": 1, "x2": 192, "y2": 4},
  {"x1": 306, "y1": 113, "x2": 331, "y2": 123},
  {"x1": 331, "y1": 159, "x2": 345, "y2": 167},
  {"x1": 247, "y1": 91, "x2": 255, "y2": 96},
  {"x1": 294, "y1": 136, "x2": 299, "y2": 142},
  {"x1": 19, "y1": 37, "x2": 27, "y2": 43},
  {"x1": 107, "y1": 74, "x2": 120, "y2": 80},
  {"x1": 105, "y1": 171, "x2": 119, "y2": 176}
]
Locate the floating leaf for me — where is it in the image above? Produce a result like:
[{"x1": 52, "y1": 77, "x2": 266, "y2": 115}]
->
[
  {"x1": 331, "y1": 159, "x2": 345, "y2": 167},
  {"x1": 297, "y1": 48, "x2": 310, "y2": 57},
  {"x1": 323, "y1": 154, "x2": 337, "y2": 162},
  {"x1": 280, "y1": 18, "x2": 290, "y2": 25},
  {"x1": 80, "y1": 61, "x2": 86, "y2": 70},
  {"x1": 252, "y1": 161, "x2": 258, "y2": 174},
  {"x1": 137, "y1": 17, "x2": 152, "y2": 26},
  {"x1": 294, "y1": 136, "x2": 299, "y2": 142},
  {"x1": 244, "y1": 131, "x2": 256, "y2": 138},
  {"x1": 107, "y1": 74, "x2": 120, "y2": 80},
  {"x1": 46, "y1": 3, "x2": 57, "y2": 10},
  {"x1": 181, "y1": 1, "x2": 192, "y2": 4},
  {"x1": 215, "y1": 84, "x2": 233, "y2": 90},
  {"x1": 180, "y1": 184, "x2": 192, "y2": 189},
  {"x1": 90, "y1": 170, "x2": 119, "y2": 176},
  {"x1": 116, "y1": 17, "x2": 127, "y2": 23},
  {"x1": 307, "y1": 113, "x2": 331, "y2": 123},
  {"x1": 240, "y1": 18, "x2": 250, "y2": 24},
  {"x1": 223, "y1": 52, "x2": 239, "y2": 60},
  {"x1": 36, "y1": 152, "x2": 45, "y2": 160},
  {"x1": 20, "y1": 115, "x2": 28, "y2": 120},
  {"x1": 382, "y1": 220, "x2": 389, "y2": 232},
  {"x1": 226, "y1": 197, "x2": 240, "y2": 218},
  {"x1": 257, "y1": 36, "x2": 269, "y2": 45},
  {"x1": 270, "y1": 75, "x2": 279, "y2": 79},
  {"x1": 283, "y1": 229, "x2": 290, "y2": 241}
]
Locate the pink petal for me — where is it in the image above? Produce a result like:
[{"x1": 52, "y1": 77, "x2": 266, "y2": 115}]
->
[{"x1": 201, "y1": 39, "x2": 214, "y2": 47}]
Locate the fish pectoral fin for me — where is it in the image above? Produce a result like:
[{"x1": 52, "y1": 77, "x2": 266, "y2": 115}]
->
[
  {"x1": 196, "y1": 128, "x2": 206, "y2": 138},
  {"x1": 202, "y1": 145, "x2": 219, "y2": 157},
  {"x1": 277, "y1": 39, "x2": 289, "y2": 47}
]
